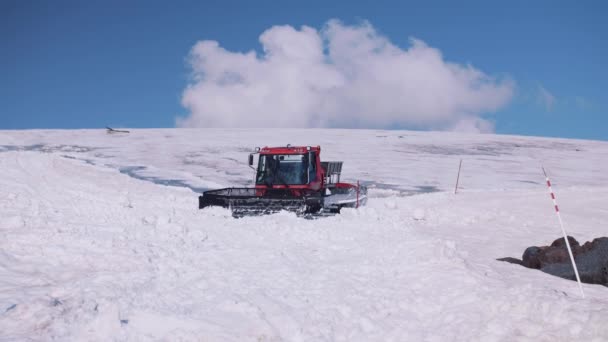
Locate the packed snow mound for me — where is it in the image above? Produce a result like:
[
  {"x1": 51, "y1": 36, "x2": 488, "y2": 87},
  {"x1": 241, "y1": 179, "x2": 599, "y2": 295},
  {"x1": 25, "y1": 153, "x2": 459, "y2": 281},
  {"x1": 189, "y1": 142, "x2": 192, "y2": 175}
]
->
[{"x1": 1, "y1": 129, "x2": 608, "y2": 341}]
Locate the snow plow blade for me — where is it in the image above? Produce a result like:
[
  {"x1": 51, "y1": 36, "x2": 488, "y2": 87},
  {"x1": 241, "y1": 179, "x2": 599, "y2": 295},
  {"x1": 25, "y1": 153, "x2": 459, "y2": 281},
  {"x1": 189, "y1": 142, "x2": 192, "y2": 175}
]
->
[
  {"x1": 199, "y1": 188, "x2": 324, "y2": 217},
  {"x1": 199, "y1": 186, "x2": 367, "y2": 218}
]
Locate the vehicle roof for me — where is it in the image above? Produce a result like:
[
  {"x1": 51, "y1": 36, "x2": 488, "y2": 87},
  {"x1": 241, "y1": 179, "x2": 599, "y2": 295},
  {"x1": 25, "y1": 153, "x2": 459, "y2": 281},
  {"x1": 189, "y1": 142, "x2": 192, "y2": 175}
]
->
[{"x1": 259, "y1": 145, "x2": 321, "y2": 154}]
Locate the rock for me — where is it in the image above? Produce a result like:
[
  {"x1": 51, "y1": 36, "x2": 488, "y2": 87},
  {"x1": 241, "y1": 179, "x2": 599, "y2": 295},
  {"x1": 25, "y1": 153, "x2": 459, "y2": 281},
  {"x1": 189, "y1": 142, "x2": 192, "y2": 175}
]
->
[
  {"x1": 521, "y1": 236, "x2": 578, "y2": 269},
  {"x1": 540, "y1": 263, "x2": 577, "y2": 281},
  {"x1": 551, "y1": 236, "x2": 579, "y2": 248},
  {"x1": 514, "y1": 236, "x2": 608, "y2": 287},
  {"x1": 522, "y1": 246, "x2": 543, "y2": 268},
  {"x1": 539, "y1": 247, "x2": 570, "y2": 266},
  {"x1": 570, "y1": 237, "x2": 608, "y2": 285}
]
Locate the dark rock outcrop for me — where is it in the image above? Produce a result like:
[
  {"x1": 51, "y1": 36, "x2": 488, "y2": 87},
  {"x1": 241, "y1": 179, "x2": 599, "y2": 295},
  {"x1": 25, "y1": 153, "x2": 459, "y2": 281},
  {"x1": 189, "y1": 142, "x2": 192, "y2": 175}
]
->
[{"x1": 501, "y1": 236, "x2": 608, "y2": 287}]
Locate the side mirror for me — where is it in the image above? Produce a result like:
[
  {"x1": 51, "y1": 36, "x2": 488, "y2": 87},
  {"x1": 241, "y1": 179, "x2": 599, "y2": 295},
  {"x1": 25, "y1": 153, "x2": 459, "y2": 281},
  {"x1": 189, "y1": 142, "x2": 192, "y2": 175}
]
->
[{"x1": 248, "y1": 154, "x2": 254, "y2": 166}]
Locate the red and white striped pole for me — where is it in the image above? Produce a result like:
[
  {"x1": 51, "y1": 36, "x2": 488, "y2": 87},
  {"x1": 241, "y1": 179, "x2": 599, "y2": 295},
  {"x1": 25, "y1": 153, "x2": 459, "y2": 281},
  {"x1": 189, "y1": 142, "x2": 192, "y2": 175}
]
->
[{"x1": 542, "y1": 166, "x2": 584, "y2": 298}]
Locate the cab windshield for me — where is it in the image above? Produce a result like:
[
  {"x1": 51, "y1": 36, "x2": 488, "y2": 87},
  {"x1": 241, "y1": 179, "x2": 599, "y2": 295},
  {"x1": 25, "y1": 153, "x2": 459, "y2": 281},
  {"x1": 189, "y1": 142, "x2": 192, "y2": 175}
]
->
[{"x1": 256, "y1": 154, "x2": 308, "y2": 185}]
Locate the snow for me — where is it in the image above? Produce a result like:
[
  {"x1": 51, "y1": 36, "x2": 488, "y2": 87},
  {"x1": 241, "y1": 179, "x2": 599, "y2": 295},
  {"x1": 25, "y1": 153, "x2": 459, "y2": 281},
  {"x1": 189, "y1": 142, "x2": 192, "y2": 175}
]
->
[{"x1": 0, "y1": 129, "x2": 607, "y2": 341}]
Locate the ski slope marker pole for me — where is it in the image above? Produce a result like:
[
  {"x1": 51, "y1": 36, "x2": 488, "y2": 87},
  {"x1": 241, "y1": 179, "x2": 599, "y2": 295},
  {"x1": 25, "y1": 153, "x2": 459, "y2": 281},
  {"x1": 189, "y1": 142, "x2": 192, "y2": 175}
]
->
[
  {"x1": 454, "y1": 159, "x2": 462, "y2": 194},
  {"x1": 542, "y1": 166, "x2": 585, "y2": 298}
]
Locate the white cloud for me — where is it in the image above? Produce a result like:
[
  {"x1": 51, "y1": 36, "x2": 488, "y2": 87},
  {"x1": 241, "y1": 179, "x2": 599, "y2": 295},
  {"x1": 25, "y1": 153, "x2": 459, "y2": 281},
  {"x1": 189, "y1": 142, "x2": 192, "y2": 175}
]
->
[
  {"x1": 178, "y1": 20, "x2": 514, "y2": 132},
  {"x1": 537, "y1": 85, "x2": 556, "y2": 112},
  {"x1": 447, "y1": 116, "x2": 495, "y2": 133}
]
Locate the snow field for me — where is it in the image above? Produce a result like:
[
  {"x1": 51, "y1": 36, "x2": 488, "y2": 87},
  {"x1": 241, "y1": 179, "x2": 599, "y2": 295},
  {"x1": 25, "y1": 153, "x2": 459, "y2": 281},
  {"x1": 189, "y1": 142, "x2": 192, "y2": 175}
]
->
[{"x1": 1, "y1": 129, "x2": 607, "y2": 341}]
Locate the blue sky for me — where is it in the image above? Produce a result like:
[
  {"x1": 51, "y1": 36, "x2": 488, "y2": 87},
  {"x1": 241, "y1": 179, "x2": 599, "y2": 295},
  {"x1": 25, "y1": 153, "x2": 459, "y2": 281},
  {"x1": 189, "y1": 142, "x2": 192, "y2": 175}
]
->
[{"x1": 2, "y1": 0, "x2": 606, "y2": 140}]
